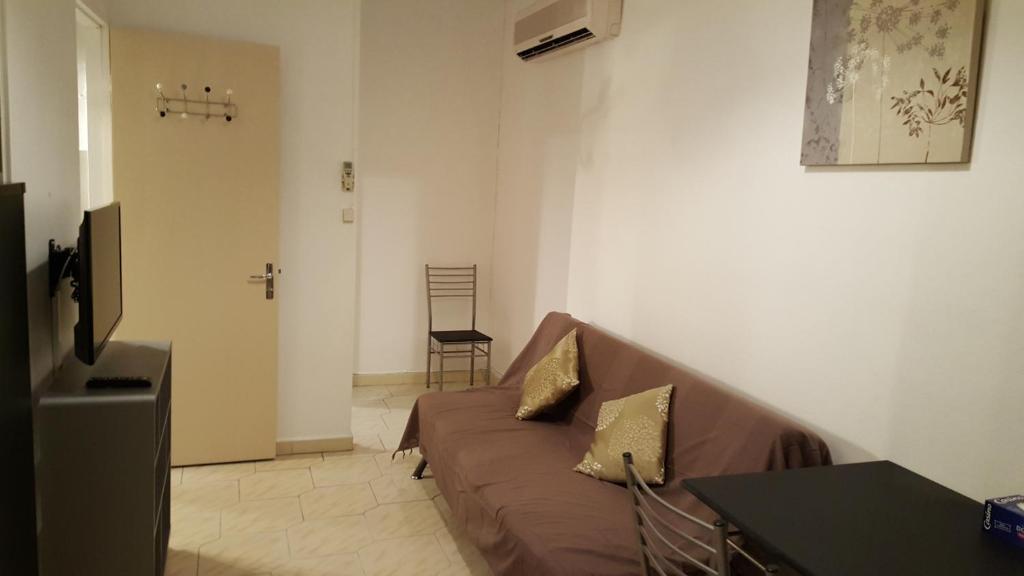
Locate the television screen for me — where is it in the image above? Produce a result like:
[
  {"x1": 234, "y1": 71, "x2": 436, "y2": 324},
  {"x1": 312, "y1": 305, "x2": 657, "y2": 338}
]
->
[{"x1": 74, "y1": 202, "x2": 122, "y2": 365}]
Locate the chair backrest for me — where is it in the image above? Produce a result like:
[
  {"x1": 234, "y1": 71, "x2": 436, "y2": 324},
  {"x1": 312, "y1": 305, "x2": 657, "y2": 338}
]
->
[
  {"x1": 425, "y1": 265, "x2": 478, "y2": 332},
  {"x1": 623, "y1": 453, "x2": 777, "y2": 576},
  {"x1": 624, "y1": 452, "x2": 728, "y2": 576}
]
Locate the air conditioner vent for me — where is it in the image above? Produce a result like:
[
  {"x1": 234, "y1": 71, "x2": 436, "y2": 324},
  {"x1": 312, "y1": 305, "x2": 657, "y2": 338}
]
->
[
  {"x1": 516, "y1": 27, "x2": 595, "y2": 61},
  {"x1": 513, "y1": 0, "x2": 622, "y2": 62}
]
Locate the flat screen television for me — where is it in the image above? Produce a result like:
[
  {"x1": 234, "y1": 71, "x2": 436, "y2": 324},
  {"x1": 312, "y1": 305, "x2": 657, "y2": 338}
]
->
[{"x1": 74, "y1": 202, "x2": 123, "y2": 365}]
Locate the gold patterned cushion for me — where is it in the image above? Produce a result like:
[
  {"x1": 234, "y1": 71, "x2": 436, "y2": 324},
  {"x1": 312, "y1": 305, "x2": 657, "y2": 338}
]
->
[
  {"x1": 515, "y1": 329, "x2": 580, "y2": 420},
  {"x1": 574, "y1": 384, "x2": 674, "y2": 485}
]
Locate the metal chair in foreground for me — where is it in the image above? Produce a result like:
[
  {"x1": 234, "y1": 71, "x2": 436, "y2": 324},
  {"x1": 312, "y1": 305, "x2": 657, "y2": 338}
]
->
[
  {"x1": 425, "y1": 264, "x2": 492, "y2": 390},
  {"x1": 623, "y1": 453, "x2": 779, "y2": 576}
]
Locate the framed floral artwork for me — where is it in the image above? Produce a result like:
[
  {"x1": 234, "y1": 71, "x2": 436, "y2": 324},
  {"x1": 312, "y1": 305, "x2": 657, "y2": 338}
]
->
[{"x1": 801, "y1": 0, "x2": 985, "y2": 165}]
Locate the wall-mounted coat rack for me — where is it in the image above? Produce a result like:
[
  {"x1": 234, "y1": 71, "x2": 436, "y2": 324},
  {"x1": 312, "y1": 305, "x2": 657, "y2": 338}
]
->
[{"x1": 156, "y1": 83, "x2": 237, "y2": 122}]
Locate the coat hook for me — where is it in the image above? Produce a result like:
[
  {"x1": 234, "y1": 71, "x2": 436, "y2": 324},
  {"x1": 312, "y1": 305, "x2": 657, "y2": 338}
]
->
[
  {"x1": 154, "y1": 81, "x2": 237, "y2": 122},
  {"x1": 155, "y1": 83, "x2": 168, "y2": 117},
  {"x1": 179, "y1": 83, "x2": 189, "y2": 119}
]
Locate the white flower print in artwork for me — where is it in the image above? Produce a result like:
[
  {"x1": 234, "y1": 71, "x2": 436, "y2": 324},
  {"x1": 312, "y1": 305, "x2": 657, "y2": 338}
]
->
[
  {"x1": 870, "y1": 54, "x2": 892, "y2": 100},
  {"x1": 826, "y1": 41, "x2": 887, "y2": 106},
  {"x1": 824, "y1": 40, "x2": 891, "y2": 162}
]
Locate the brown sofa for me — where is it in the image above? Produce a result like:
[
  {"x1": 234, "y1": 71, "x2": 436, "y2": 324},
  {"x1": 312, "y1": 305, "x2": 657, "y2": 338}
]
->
[{"x1": 396, "y1": 312, "x2": 831, "y2": 575}]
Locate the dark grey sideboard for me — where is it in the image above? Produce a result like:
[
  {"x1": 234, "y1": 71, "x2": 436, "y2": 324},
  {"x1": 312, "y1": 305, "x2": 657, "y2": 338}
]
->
[
  {"x1": 36, "y1": 341, "x2": 172, "y2": 576},
  {"x1": 0, "y1": 183, "x2": 38, "y2": 575}
]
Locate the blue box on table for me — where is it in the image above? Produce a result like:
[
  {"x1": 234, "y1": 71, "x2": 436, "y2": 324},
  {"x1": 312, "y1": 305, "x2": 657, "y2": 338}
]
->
[{"x1": 983, "y1": 495, "x2": 1024, "y2": 550}]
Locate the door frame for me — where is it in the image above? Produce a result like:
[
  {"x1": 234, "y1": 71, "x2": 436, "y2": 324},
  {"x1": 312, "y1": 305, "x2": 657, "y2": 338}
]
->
[{"x1": 74, "y1": 1, "x2": 114, "y2": 210}]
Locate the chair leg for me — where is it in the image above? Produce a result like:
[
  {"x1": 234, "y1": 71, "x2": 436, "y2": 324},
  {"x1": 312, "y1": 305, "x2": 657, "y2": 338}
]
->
[
  {"x1": 470, "y1": 343, "x2": 476, "y2": 387},
  {"x1": 486, "y1": 342, "x2": 492, "y2": 386},
  {"x1": 425, "y1": 338, "x2": 432, "y2": 389},
  {"x1": 411, "y1": 457, "x2": 428, "y2": 480},
  {"x1": 439, "y1": 345, "x2": 445, "y2": 392}
]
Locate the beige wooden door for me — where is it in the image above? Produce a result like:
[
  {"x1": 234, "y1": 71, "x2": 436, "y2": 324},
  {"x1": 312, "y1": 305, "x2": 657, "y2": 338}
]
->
[{"x1": 111, "y1": 28, "x2": 280, "y2": 466}]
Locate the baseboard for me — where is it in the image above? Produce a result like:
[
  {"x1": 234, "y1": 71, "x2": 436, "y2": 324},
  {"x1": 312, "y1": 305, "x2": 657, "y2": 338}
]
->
[
  {"x1": 276, "y1": 436, "x2": 353, "y2": 456},
  {"x1": 354, "y1": 368, "x2": 500, "y2": 387}
]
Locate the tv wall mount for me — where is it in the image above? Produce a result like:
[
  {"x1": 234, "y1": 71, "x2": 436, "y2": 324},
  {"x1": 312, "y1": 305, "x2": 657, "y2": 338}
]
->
[{"x1": 48, "y1": 239, "x2": 80, "y2": 301}]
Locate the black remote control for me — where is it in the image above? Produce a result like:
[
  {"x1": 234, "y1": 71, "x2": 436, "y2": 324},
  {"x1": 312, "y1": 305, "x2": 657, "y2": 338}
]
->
[{"x1": 87, "y1": 376, "x2": 153, "y2": 389}]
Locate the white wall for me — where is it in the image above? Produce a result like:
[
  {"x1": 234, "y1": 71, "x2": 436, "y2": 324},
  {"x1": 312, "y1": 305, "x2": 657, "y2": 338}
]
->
[
  {"x1": 492, "y1": 0, "x2": 1024, "y2": 500},
  {"x1": 489, "y1": 0, "x2": 582, "y2": 372},
  {"x1": 4, "y1": 0, "x2": 85, "y2": 388},
  {"x1": 105, "y1": 0, "x2": 360, "y2": 443},
  {"x1": 355, "y1": 0, "x2": 504, "y2": 375},
  {"x1": 18, "y1": 0, "x2": 1016, "y2": 499}
]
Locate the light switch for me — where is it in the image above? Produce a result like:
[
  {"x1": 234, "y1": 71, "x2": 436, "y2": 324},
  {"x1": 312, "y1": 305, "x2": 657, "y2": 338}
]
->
[{"x1": 342, "y1": 207, "x2": 355, "y2": 223}]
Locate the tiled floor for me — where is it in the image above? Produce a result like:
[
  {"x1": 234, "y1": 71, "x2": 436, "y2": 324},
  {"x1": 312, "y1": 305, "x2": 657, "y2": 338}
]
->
[{"x1": 168, "y1": 380, "x2": 493, "y2": 576}]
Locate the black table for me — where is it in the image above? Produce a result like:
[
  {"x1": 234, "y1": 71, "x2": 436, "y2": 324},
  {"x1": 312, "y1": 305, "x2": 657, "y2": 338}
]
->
[{"x1": 683, "y1": 461, "x2": 1024, "y2": 576}]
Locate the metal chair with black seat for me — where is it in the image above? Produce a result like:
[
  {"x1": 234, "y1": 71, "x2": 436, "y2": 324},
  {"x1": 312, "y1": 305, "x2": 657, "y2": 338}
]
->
[
  {"x1": 425, "y1": 264, "x2": 492, "y2": 391},
  {"x1": 623, "y1": 453, "x2": 780, "y2": 576}
]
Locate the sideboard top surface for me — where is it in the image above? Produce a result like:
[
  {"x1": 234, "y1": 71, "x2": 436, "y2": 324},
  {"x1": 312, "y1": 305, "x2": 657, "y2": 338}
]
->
[{"x1": 42, "y1": 341, "x2": 171, "y2": 402}]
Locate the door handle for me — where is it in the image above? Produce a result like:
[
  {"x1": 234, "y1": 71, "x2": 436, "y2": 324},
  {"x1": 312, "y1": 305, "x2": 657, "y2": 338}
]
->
[{"x1": 248, "y1": 263, "x2": 274, "y2": 300}]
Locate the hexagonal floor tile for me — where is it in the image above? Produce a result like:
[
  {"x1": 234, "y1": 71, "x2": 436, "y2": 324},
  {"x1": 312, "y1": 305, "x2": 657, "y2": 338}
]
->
[
  {"x1": 300, "y1": 484, "x2": 378, "y2": 519},
  {"x1": 310, "y1": 456, "x2": 381, "y2": 487}
]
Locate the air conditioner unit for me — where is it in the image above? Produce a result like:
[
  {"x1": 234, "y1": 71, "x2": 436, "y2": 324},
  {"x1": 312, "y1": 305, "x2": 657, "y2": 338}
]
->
[{"x1": 514, "y1": 0, "x2": 623, "y2": 62}]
